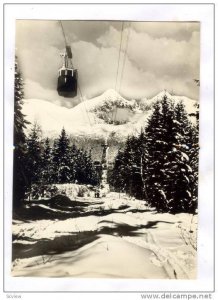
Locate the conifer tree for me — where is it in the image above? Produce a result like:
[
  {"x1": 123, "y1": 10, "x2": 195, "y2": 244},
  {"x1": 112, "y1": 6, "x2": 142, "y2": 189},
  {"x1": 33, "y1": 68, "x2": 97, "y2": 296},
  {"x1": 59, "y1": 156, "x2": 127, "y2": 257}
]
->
[
  {"x1": 69, "y1": 144, "x2": 79, "y2": 183},
  {"x1": 84, "y1": 150, "x2": 98, "y2": 185},
  {"x1": 75, "y1": 149, "x2": 86, "y2": 184},
  {"x1": 143, "y1": 96, "x2": 198, "y2": 213},
  {"x1": 166, "y1": 102, "x2": 194, "y2": 212},
  {"x1": 129, "y1": 134, "x2": 145, "y2": 199},
  {"x1": 143, "y1": 100, "x2": 169, "y2": 211},
  {"x1": 52, "y1": 128, "x2": 71, "y2": 183},
  {"x1": 26, "y1": 122, "x2": 43, "y2": 188},
  {"x1": 111, "y1": 134, "x2": 145, "y2": 199},
  {"x1": 110, "y1": 149, "x2": 126, "y2": 193},
  {"x1": 13, "y1": 58, "x2": 29, "y2": 208},
  {"x1": 188, "y1": 103, "x2": 199, "y2": 211},
  {"x1": 41, "y1": 137, "x2": 53, "y2": 184}
]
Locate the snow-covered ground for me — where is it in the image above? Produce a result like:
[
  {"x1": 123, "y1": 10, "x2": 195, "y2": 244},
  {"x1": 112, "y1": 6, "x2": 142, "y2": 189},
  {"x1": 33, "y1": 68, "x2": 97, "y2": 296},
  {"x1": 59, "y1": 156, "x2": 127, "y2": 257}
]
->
[{"x1": 12, "y1": 189, "x2": 197, "y2": 279}]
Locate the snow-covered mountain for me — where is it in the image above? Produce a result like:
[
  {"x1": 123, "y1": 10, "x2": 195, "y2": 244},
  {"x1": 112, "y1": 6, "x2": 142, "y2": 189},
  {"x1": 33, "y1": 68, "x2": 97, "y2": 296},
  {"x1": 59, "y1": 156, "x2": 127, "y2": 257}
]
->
[
  {"x1": 143, "y1": 90, "x2": 198, "y2": 114},
  {"x1": 22, "y1": 89, "x2": 198, "y2": 140}
]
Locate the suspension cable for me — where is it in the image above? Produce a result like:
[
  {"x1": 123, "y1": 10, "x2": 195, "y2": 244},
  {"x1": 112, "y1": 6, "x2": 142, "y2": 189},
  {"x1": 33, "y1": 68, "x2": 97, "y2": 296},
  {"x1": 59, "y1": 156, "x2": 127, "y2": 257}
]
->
[
  {"x1": 114, "y1": 22, "x2": 125, "y2": 92},
  {"x1": 59, "y1": 20, "x2": 68, "y2": 47},
  {"x1": 113, "y1": 22, "x2": 131, "y2": 124},
  {"x1": 112, "y1": 22, "x2": 125, "y2": 124},
  {"x1": 59, "y1": 20, "x2": 75, "y2": 69},
  {"x1": 118, "y1": 22, "x2": 131, "y2": 94}
]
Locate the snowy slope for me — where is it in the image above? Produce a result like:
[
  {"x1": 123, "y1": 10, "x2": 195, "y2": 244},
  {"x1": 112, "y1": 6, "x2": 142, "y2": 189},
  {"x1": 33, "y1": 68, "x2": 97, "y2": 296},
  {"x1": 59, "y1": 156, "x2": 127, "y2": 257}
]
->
[
  {"x1": 22, "y1": 89, "x2": 197, "y2": 139},
  {"x1": 12, "y1": 191, "x2": 197, "y2": 279},
  {"x1": 73, "y1": 89, "x2": 135, "y2": 111},
  {"x1": 145, "y1": 91, "x2": 197, "y2": 115}
]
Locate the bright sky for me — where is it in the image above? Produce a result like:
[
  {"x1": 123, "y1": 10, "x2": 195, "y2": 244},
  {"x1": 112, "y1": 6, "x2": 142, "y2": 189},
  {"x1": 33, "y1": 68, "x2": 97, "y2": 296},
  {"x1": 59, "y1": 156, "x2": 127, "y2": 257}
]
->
[{"x1": 16, "y1": 20, "x2": 200, "y2": 108}]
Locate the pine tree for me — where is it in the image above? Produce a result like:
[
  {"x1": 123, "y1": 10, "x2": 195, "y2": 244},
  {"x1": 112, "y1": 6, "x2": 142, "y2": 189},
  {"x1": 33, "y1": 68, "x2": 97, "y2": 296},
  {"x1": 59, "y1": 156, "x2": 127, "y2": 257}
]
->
[
  {"x1": 69, "y1": 144, "x2": 79, "y2": 183},
  {"x1": 143, "y1": 100, "x2": 170, "y2": 211},
  {"x1": 143, "y1": 96, "x2": 198, "y2": 213},
  {"x1": 13, "y1": 58, "x2": 29, "y2": 208},
  {"x1": 122, "y1": 137, "x2": 134, "y2": 195},
  {"x1": 84, "y1": 150, "x2": 98, "y2": 185},
  {"x1": 41, "y1": 138, "x2": 53, "y2": 184},
  {"x1": 75, "y1": 149, "x2": 86, "y2": 184},
  {"x1": 166, "y1": 102, "x2": 195, "y2": 212},
  {"x1": 109, "y1": 149, "x2": 126, "y2": 193},
  {"x1": 26, "y1": 122, "x2": 43, "y2": 191},
  {"x1": 120, "y1": 136, "x2": 142, "y2": 198},
  {"x1": 129, "y1": 134, "x2": 145, "y2": 199},
  {"x1": 111, "y1": 133, "x2": 145, "y2": 199},
  {"x1": 52, "y1": 128, "x2": 71, "y2": 183},
  {"x1": 188, "y1": 103, "x2": 199, "y2": 212}
]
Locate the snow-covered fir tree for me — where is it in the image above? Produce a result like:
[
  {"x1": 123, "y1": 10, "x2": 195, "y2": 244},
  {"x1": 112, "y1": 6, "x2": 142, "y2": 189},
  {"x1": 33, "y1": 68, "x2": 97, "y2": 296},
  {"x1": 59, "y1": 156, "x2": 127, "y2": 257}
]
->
[
  {"x1": 143, "y1": 96, "x2": 198, "y2": 213},
  {"x1": 165, "y1": 101, "x2": 196, "y2": 212},
  {"x1": 110, "y1": 133, "x2": 144, "y2": 199},
  {"x1": 26, "y1": 122, "x2": 43, "y2": 187},
  {"x1": 69, "y1": 144, "x2": 79, "y2": 183},
  {"x1": 13, "y1": 57, "x2": 29, "y2": 208},
  {"x1": 52, "y1": 128, "x2": 71, "y2": 183},
  {"x1": 41, "y1": 137, "x2": 53, "y2": 184},
  {"x1": 142, "y1": 99, "x2": 171, "y2": 211},
  {"x1": 74, "y1": 149, "x2": 85, "y2": 184},
  {"x1": 83, "y1": 150, "x2": 98, "y2": 185},
  {"x1": 188, "y1": 103, "x2": 199, "y2": 211},
  {"x1": 74, "y1": 149, "x2": 96, "y2": 185},
  {"x1": 110, "y1": 149, "x2": 126, "y2": 193}
]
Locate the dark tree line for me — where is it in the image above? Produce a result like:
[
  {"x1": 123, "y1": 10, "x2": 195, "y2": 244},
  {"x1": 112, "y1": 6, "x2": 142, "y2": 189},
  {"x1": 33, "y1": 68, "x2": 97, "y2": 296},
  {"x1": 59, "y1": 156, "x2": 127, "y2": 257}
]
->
[
  {"x1": 25, "y1": 125, "x2": 98, "y2": 188},
  {"x1": 13, "y1": 59, "x2": 98, "y2": 208},
  {"x1": 110, "y1": 96, "x2": 199, "y2": 213}
]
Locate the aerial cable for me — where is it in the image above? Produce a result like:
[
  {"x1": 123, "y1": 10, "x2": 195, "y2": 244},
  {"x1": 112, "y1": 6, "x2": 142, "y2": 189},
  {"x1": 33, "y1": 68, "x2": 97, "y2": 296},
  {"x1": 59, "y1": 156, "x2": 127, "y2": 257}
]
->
[
  {"x1": 59, "y1": 20, "x2": 68, "y2": 48},
  {"x1": 113, "y1": 22, "x2": 131, "y2": 124},
  {"x1": 114, "y1": 22, "x2": 125, "y2": 92},
  {"x1": 118, "y1": 22, "x2": 131, "y2": 94},
  {"x1": 59, "y1": 20, "x2": 75, "y2": 69},
  {"x1": 113, "y1": 21, "x2": 125, "y2": 124}
]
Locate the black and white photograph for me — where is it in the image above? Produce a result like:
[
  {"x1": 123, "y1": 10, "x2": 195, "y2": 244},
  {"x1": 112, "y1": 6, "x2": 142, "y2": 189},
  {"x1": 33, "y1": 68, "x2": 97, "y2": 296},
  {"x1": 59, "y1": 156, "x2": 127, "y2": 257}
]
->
[{"x1": 11, "y1": 19, "x2": 201, "y2": 279}]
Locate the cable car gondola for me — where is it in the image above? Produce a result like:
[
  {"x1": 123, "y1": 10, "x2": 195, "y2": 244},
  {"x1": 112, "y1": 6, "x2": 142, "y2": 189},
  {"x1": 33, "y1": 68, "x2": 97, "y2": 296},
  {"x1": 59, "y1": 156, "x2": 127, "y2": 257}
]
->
[{"x1": 57, "y1": 45, "x2": 78, "y2": 98}]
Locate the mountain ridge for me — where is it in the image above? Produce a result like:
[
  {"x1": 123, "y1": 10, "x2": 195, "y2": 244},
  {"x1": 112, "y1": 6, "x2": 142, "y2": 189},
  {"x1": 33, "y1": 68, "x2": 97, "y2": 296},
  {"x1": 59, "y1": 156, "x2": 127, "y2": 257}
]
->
[{"x1": 22, "y1": 89, "x2": 198, "y2": 140}]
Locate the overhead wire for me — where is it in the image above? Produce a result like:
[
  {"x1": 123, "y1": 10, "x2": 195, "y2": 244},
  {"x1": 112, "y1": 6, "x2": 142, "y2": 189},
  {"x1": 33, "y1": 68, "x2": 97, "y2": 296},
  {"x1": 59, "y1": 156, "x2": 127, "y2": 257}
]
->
[
  {"x1": 59, "y1": 21, "x2": 68, "y2": 48},
  {"x1": 118, "y1": 22, "x2": 131, "y2": 94},
  {"x1": 113, "y1": 21, "x2": 131, "y2": 124},
  {"x1": 113, "y1": 21, "x2": 125, "y2": 124},
  {"x1": 114, "y1": 22, "x2": 125, "y2": 92}
]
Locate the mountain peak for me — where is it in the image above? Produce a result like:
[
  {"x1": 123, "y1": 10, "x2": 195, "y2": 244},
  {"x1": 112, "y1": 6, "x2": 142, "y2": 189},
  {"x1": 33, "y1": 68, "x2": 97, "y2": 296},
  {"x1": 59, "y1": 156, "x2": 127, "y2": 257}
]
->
[
  {"x1": 100, "y1": 89, "x2": 124, "y2": 100},
  {"x1": 150, "y1": 90, "x2": 172, "y2": 101}
]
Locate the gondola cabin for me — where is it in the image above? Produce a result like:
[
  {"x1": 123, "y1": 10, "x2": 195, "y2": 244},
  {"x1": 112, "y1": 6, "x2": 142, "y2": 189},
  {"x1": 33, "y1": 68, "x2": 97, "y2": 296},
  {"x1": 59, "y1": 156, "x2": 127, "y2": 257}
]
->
[
  {"x1": 57, "y1": 67, "x2": 78, "y2": 97},
  {"x1": 57, "y1": 46, "x2": 78, "y2": 97}
]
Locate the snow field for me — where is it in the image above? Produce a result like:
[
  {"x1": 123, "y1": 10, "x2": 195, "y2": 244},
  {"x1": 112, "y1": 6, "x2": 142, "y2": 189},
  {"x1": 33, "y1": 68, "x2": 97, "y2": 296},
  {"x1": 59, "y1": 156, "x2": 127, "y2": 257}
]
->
[{"x1": 12, "y1": 192, "x2": 197, "y2": 279}]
